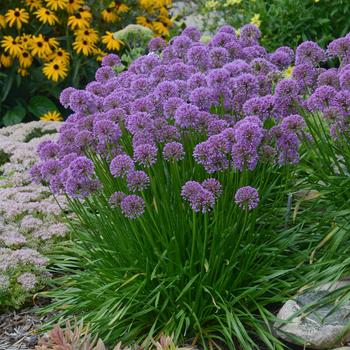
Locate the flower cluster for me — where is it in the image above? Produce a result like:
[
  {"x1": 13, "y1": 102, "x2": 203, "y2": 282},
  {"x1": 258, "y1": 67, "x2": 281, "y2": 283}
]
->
[
  {"x1": 0, "y1": 121, "x2": 69, "y2": 308},
  {"x1": 0, "y1": 0, "x2": 173, "y2": 81},
  {"x1": 33, "y1": 24, "x2": 350, "y2": 221}
]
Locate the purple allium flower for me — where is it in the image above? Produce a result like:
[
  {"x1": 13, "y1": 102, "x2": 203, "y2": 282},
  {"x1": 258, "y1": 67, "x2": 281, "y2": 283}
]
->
[
  {"x1": 269, "y1": 51, "x2": 292, "y2": 68},
  {"x1": 163, "y1": 142, "x2": 185, "y2": 161},
  {"x1": 307, "y1": 85, "x2": 338, "y2": 112},
  {"x1": 186, "y1": 44, "x2": 210, "y2": 71},
  {"x1": 69, "y1": 156, "x2": 94, "y2": 177},
  {"x1": 120, "y1": 195, "x2": 145, "y2": 219},
  {"x1": 211, "y1": 32, "x2": 236, "y2": 47},
  {"x1": 292, "y1": 64, "x2": 317, "y2": 90},
  {"x1": 276, "y1": 130, "x2": 300, "y2": 165},
  {"x1": 109, "y1": 191, "x2": 126, "y2": 208},
  {"x1": 126, "y1": 112, "x2": 154, "y2": 135},
  {"x1": 234, "y1": 120, "x2": 264, "y2": 148},
  {"x1": 17, "y1": 272, "x2": 37, "y2": 291},
  {"x1": 295, "y1": 41, "x2": 325, "y2": 66},
  {"x1": 101, "y1": 53, "x2": 121, "y2": 67},
  {"x1": 181, "y1": 181, "x2": 215, "y2": 213},
  {"x1": 86, "y1": 81, "x2": 107, "y2": 97},
  {"x1": 281, "y1": 114, "x2": 305, "y2": 132},
  {"x1": 172, "y1": 35, "x2": 193, "y2": 58},
  {"x1": 126, "y1": 170, "x2": 150, "y2": 192},
  {"x1": 134, "y1": 144, "x2": 158, "y2": 167},
  {"x1": 40, "y1": 159, "x2": 62, "y2": 181},
  {"x1": 327, "y1": 36, "x2": 350, "y2": 62},
  {"x1": 182, "y1": 26, "x2": 201, "y2": 42},
  {"x1": 95, "y1": 66, "x2": 115, "y2": 83},
  {"x1": 339, "y1": 68, "x2": 350, "y2": 90},
  {"x1": 333, "y1": 90, "x2": 350, "y2": 116},
  {"x1": 37, "y1": 140, "x2": 60, "y2": 161},
  {"x1": 239, "y1": 24, "x2": 261, "y2": 47},
  {"x1": 242, "y1": 45, "x2": 267, "y2": 61},
  {"x1": 232, "y1": 144, "x2": 259, "y2": 171},
  {"x1": 64, "y1": 176, "x2": 100, "y2": 198},
  {"x1": 69, "y1": 90, "x2": 96, "y2": 114},
  {"x1": 317, "y1": 69, "x2": 339, "y2": 89},
  {"x1": 207, "y1": 68, "x2": 231, "y2": 90},
  {"x1": 154, "y1": 81, "x2": 179, "y2": 100},
  {"x1": 110, "y1": 154, "x2": 135, "y2": 177},
  {"x1": 175, "y1": 103, "x2": 200, "y2": 129},
  {"x1": 187, "y1": 72, "x2": 208, "y2": 90},
  {"x1": 29, "y1": 164, "x2": 43, "y2": 184},
  {"x1": 218, "y1": 25, "x2": 236, "y2": 35},
  {"x1": 207, "y1": 119, "x2": 229, "y2": 136},
  {"x1": 202, "y1": 178, "x2": 222, "y2": 199},
  {"x1": 148, "y1": 37, "x2": 167, "y2": 52},
  {"x1": 234, "y1": 186, "x2": 259, "y2": 210},
  {"x1": 93, "y1": 119, "x2": 122, "y2": 144},
  {"x1": 59, "y1": 87, "x2": 76, "y2": 108},
  {"x1": 243, "y1": 95, "x2": 275, "y2": 120},
  {"x1": 189, "y1": 87, "x2": 214, "y2": 111},
  {"x1": 224, "y1": 60, "x2": 252, "y2": 77},
  {"x1": 209, "y1": 47, "x2": 229, "y2": 68}
]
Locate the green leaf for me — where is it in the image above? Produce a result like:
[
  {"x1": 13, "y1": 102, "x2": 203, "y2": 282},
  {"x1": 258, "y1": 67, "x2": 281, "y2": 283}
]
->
[
  {"x1": 27, "y1": 95, "x2": 57, "y2": 118},
  {"x1": 2, "y1": 105, "x2": 26, "y2": 126}
]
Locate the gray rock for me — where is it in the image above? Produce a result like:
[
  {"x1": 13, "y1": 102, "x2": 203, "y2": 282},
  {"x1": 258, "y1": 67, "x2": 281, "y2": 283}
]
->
[{"x1": 274, "y1": 280, "x2": 350, "y2": 349}]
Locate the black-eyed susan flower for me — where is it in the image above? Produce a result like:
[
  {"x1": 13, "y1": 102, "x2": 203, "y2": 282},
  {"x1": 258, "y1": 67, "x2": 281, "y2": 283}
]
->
[
  {"x1": 34, "y1": 7, "x2": 59, "y2": 25},
  {"x1": 72, "y1": 38, "x2": 96, "y2": 55},
  {"x1": 19, "y1": 34, "x2": 32, "y2": 49},
  {"x1": 101, "y1": 31, "x2": 122, "y2": 51},
  {"x1": 0, "y1": 52, "x2": 13, "y2": 67},
  {"x1": 136, "y1": 16, "x2": 153, "y2": 30},
  {"x1": 42, "y1": 60, "x2": 68, "y2": 81},
  {"x1": 40, "y1": 110, "x2": 63, "y2": 121},
  {"x1": 1, "y1": 35, "x2": 23, "y2": 57},
  {"x1": 25, "y1": 0, "x2": 43, "y2": 11},
  {"x1": 68, "y1": 12, "x2": 90, "y2": 29},
  {"x1": 101, "y1": 7, "x2": 119, "y2": 23},
  {"x1": 18, "y1": 50, "x2": 33, "y2": 68},
  {"x1": 75, "y1": 27, "x2": 99, "y2": 44},
  {"x1": 43, "y1": 36, "x2": 59, "y2": 49},
  {"x1": 0, "y1": 14, "x2": 7, "y2": 28},
  {"x1": 66, "y1": 0, "x2": 84, "y2": 13},
  {"x1": 49, "y1": 47, "x2": 70, "y2": 64},
  {"x1": 115, "y1": 1, "x2": 129, "y2": 14},
  {"x1": 30, "y1": 34, "x2": 52, "y2": 58},
  {"x1": 17, "y1": 67, "x2": 29, "y2": 76},
  {"x1": 93, "y1": 47, "x2": 108, "y2": 62},
  {"x1": 153, "y1": 21, "x2": 169, "y2": 36},
  {"x1": 5, "y1": 8, "x2": 30, "y2": 30},
  {"x1": 45, "y1": 0, "x2": 68, "y2": 11}
]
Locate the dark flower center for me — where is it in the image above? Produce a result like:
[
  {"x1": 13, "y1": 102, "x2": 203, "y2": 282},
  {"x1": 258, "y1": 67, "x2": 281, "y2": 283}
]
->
[
  {"x1": 45, "y1": 10, "x2": 50, "y2": 15},
  {"x1": 75, "y1": 13, "x2": 82, "y2": 19},
  {"x1": 53, "y1": 64, "x2": 59, "y2": 70},
  {"x1": 38, "y1": 42, "x2": 43, "y2": 47},
  {"x1": 23, "y1": 52, "x2": 29, "y2": 57},
  {"x1": 14, "y1": 11, "x2": 20, "y2": 17}
]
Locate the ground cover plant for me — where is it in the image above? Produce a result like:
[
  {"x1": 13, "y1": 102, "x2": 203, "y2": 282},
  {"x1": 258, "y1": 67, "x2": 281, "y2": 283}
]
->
[
  {"x1": 0, "y1": 0, "x2": 173, "y2": 126},
  {"x1": 0, "y1": 121, "x2": 69, "y2": 309},
  {"x1": 198, "y1": 0, "x2": 350, "y2": 51},
  {"x1": 32, "y1": 25, "x2": 350, "y2": 349}
]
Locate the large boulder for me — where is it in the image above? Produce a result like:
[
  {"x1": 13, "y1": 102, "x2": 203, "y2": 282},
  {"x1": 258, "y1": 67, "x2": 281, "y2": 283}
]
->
[{"x1": 274, "y1": 280, "x2": 350, "y2": 349}]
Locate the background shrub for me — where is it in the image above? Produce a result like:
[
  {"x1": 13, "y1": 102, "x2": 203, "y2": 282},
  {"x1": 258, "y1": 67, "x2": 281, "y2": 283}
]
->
[{"x1": 199, "y1": 0, "x2": 350, "y2": 51}]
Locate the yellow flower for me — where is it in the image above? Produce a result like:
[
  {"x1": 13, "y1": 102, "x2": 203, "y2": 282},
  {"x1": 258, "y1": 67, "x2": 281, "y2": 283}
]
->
[
  {"x1": 136, "y1": 16, "x2": 153, "y2": 29},
  {"x1": 225, "y1": 0, "x2": 241, "y2": 5},
  {"x1": 250, "y1": 13, "x2": 261, "y2": 28},
  {"x1": 17, "y1": 67, "x2": 29, "y2": 76},
  {"x1": 68, "y1": 13, "x2": 90, "y2": 29},
  {"x1": 40, "y1": 110, "x2": 63, "y2": 121},
  {"x1": 72, "y1": 38, "x2": 96, "y2": 55},
  {"x1": 115, "y1": 2, "x2": 129, "y2": 14},
  {"x1": 1, "y1": 36, "x2": 23, "y2": 57},
  {"x1": 42, "y1": 60, "x2": 68, "y2": 81},
  {"x1": 101, "y1": 31, "x2": 122, "y2": 51},
  {"x1": 34, "y1": 7, "x2": 59, "y2": 25},
  {"x1": 44, "y1": 0, "x2": 68, "y2": 11},
  {"x1": 25, "y1": 0, "x2": 42, "y2": 11},
  {"x1": 18, "y1": 34, "x2": 32, "y2": 49},
  {"x1": 18, "y1": 50, "x2": 33, "y2": 68},
  {"x1": 30, "y1": 34, "x2": 52, "y2": 58},
  {"x1": 206, "y1": 0, "x2": 220, "y2": 9},
  {"x1": 66, "y1": 0, "x2": 84, "y2": 13},
  {"x1": 152, "y1": 21, "x2": 169, "y2": 37},
  {"x1": 93, "y1": 47, "x2": 108, "y2": 62},
  {"x1": 75, "y1": 28, "x2": 99, "y2": 44},
  {"x1": 43, "y1": 36, "x2": 60, "y2": 49},
  {"x1": 0, "y1": 15, "x2": 6, "y2": 28},
  {"x1": 0, "y1": 52, "x2": 13, "y2": 67},
  {"x1": 283, "y1": 65, "x2": 294, "y2": 78},
  {"x1": 101, "y1": 8, "x2": 119, "y2": 23},
  {"x1": 49, "y1": 47, "x2": 70, "y2": 64},
  {"x1": 5, "y1": 8, "x2": 30, "y2": 30}
]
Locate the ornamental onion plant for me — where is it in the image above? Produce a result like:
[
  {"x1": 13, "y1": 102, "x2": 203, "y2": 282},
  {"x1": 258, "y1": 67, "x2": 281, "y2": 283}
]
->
[{"x1": 33, "y1": 25, "x2": 350, "y2": 349}]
